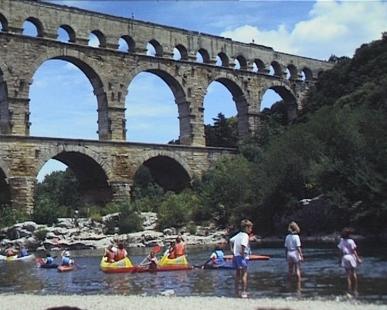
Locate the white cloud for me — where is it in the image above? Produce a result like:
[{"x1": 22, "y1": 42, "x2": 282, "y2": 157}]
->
[{"x1": 221, "y1": 0, "x2": 387, "y2": 59}]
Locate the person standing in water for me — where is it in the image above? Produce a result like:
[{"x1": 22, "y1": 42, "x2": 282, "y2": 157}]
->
[
  {"x1": 284, "y1": 221, "x2": 304, "y2": 293},
  {"x1": 230, "y1": 219, "x2": 253, "y2": 298},
  {"x1": 337, "y1": 227, "x2": 362, "y2": 297}
]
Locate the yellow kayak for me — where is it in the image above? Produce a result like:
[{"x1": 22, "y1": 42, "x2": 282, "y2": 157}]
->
[
  {"x1": 6, "y1": 254, "x2": 35, "y2": 262},
  {"x1": 100, "y1": 257, "x2": 135, "y2": 273}
]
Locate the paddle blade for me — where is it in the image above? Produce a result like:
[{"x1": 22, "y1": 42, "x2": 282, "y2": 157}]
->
[{"x1": 152, "y1": 245, "x2": 161, "y2": 254}]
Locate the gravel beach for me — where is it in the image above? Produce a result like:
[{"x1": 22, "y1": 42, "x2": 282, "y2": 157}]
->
[{"x1": 0, "y1": 294, "x2": 386, "y2": 310}]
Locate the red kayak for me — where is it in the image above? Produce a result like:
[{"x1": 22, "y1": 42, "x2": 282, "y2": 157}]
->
[{"x1": 224, "y1": 254, "x2": 270, "y2": 261}]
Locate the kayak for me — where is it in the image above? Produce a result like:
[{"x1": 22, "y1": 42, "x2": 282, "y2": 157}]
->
[
  {"x1": 39, "y1": 263, "x2": 59, "y2": 269},
  {"x1": 133, "y1": 255, "x2": 191, "y2": 273},
  {"x1": 0, "y1": 255, "x2": 5, "y2": 260},
  {"x1": 5, "y1": 254, "x2": 35, "y2": 262},
  {"x1": 57, "y1": 264, "x2": 75, "y2": 272},
  {"x1": 100, "y1": 257, "x2": 135, "y2": 273},
  {"x1": 224, "y1": 254, "x2": 270, "y2": 261},
  {"x1": 203, "y1": 262, "x2": 235, "y2": 270}
]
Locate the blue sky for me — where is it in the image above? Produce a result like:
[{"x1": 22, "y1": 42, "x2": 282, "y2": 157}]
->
[{"x1": 29, "y1": 0, "x2": 387, "y2": 180}]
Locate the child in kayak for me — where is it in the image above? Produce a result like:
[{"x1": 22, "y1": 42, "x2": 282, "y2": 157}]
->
[
  {"x1": 140, "y1": 250, "x2": 159, "y2": 272},
  {"x1": 61, "y1": 250, "x2": 74, "y2": 266},
  {"x1": 203, "y1": 239, "x2": 227, "y2": 268}
]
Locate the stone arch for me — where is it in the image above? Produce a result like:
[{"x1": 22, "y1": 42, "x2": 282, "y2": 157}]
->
[
  {"x1": 287, "y1": 64, "x2": 298, "y2": 80},
  {"x1": 148, "y1": 39, "x2": 163, "y2": 57},
  {"x1": 175, "y1": 44, "x2": 188, "y2": 60},
  {"x1": 254, "y1": 59, "x2": 266, "y2": 73},
  {"x1": 0, "y1": 13, "x2": 8, "y2": 31},
  {"x1": 90, "y1": 30, "x2": 106, "y2": 48},
  {"x1": 260, "y1": 82, "x2": 298, "y2": 121},
  {"x1": 197, "y1": 48, "x2": 210, "y2": 63},
  {"x1": 302, "y1": 67, "x2": 313, "y2": 81},
  {"x1": 217, "y1": 52, "x2": 229, "y2": 67},
  {"x1": 207, "y1": 74, "x2": 249, "y2": 138},
  {"x1": 134, "y1": 150, "x2": 192, "y2": 192},
  {"x1": 126, "y1": 64, "x2": 189, "y2": 143},
  {"x1": 58, "y1": 24, "x2": 76, "y2": 43},
  {"x1": 0, "y1": 67, "x2": 10, "y2": 134},
  {"x1": 270, "y1": 61, "x2": 282, "y2": 77},
  {"x1": 24, "y1": 16, "x2": 44, "y2": 37},
  {"x1": 28, "y1": 53, "x2": 109, "y2": 140},
  {"x1": 235, "y1": 55, "x2": 248, "y2": 70},
  {"x1": 36, "y1": 149, "x2": 113, "y2": 205},
  {"x1": 0, "y1": 164, "x2": 11, "y2": 208},
  {"x1": 120, "y1": 35, "x2": 135, "y2": 52}
]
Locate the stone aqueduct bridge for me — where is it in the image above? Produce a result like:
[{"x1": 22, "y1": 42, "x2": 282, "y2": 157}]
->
[{"x1": 0, "y1": 0, "x2": 333, "y2": 213}]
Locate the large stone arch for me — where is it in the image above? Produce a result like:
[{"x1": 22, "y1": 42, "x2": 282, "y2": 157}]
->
[
  {"x1": 0, "y1": 164, "x2": 11, "y2": 208},
  {"x1": 206, "y1": 73, "x2": 249, "y2": 138},
  {"x1": 27, "y1": 53, "x2": 109, "y2": 140},
  {"x1": 259, "y1": 81, "x2": 298, "y2": 121},
  {"x1": 134, "y1": 150, "x2": 192, "y2": 192},
  {"x1": 126, "y1": 64, "x2": 189, "y2": 143},
  {"x1": 36, "y1": 147, "x2": 113, "y2": 205},
  {"x1": 0, "y1": 66, "x2": 10, "y2": 134}
]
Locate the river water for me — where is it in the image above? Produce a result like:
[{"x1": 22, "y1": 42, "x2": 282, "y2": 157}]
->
[{"x1": 0, "y1": 242, "x2": 386, "y2": 304}]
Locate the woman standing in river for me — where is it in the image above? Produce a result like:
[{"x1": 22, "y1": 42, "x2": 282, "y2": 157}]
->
[
  {"x1": 337, "y1": 227, "x2": 362, "y2": 297},
  {"x1": 284, "y1": 221, "x2": 303, "y2": 293}
]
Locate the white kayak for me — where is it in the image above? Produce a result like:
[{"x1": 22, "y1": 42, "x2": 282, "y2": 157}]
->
[{"x1": 4, "y1": 254, "x2": 35, "y2": 262}]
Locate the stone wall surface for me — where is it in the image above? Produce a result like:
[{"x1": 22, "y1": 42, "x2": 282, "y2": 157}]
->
[{"x1": 0, "y1": 0, "x2": 333, "y2": 214}]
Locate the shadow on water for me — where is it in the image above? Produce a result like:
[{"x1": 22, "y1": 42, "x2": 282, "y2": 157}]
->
[{"x1": 0, "y1": 243, "x2": 386, "y2": 303}]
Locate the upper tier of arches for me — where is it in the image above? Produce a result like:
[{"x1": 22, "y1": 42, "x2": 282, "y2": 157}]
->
[{"x1": 0, "y1": 0, "x2": 332, "y2": 82}]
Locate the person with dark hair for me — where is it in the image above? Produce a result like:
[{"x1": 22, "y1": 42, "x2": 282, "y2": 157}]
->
[
  {"x1": 284, "y1": 221, "x2": 303, "y2": 293},
  {"x1": 338, "y1": 227, "x2": 362, "y2": 297},
  {"x1": 230, "y1": 219, "x2": 253, "y2": 298}
]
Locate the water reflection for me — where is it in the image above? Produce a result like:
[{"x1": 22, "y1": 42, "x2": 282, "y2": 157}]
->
[{"x1": 0, "y1": 244, "x2": 386, "y2": 303}]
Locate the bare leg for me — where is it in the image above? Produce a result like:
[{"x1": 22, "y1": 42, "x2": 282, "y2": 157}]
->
[
  {"x1": 295, "y1": 264, "x2": 301, "y2": 292},
  {"x1": 352, "y1": 271, "x2": 358, "y2": 296},
  {"x1": 241, "y1": 269, "x2": 248, "y2": 292},
  {"x1": 235, "y1": 269, "x2": 241, "y2": 296},
  {"x1": 346, "y1": 269, "x2": 352, "y2": 293},
  {"x1": 287, "y1": 262, "x2": 293, "y2": 288}
]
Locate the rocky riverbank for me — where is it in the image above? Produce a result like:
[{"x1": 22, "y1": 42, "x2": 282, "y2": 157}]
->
[
  {"x1": 0, "y1": 211, "x2": 375, "y2": 254},
  {"x1": 0, "y1": 212, "x2": 230, "y2": 252},
  {"x1": 0, "y1": 294, "x2": 385, "y2": 310}
]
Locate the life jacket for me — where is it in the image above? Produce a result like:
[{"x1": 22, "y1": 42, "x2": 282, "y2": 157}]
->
[
  {"x1": 115, "y1": 249, "x2": 126, "y2": 261},
  {"x1": 46, "y1": 256, "x2": 54, "y2": 265},
  {"x1": 175, "y1": 242, "x2": 185, "y2": 257},
  {"x1": 167, "y1": 248, "x2": 176, "y2": 259},
  {"x1": 213, "y1": 250, "x2": 225, "y2": 265},
  {"x1": 62, "y1": 256, "x2": 72, "y2": 266}
]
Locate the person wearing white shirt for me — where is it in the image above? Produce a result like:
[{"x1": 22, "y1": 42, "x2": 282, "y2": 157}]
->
[
  {"x1": 284, "y1": 221, "x2": 303, "y2": 292},
  {"x1": 229, "y1": 219, "x2": 253, "y2": 298}
]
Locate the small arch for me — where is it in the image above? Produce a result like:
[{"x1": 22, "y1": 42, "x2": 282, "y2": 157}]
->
[
  {"x1": 174, "y1": 44, "x2": 188, "y2": 61},
  {"x1": 302, "y1": 67, "x2": 313, "y2": 81},
  {"x1": 287, "y1": 64, "x2": 298, "y2": 80},
  {"x1": 57, "y1": 24, "x2": 76, "y2": 43},
  {"x1": 23, "y1": 17, "x2": 44, "y2": 37},
  {"x1": 197, "y1": 48, "x2": 210, "y2": 63},
  {"x1": 89, "y1": 30, "x2": 106, "y2": 48},
  {"x1": 0, "y1": 13, "x2": 8, "y2": 32},
  {"x1": 253, "y1": 59, "x2": 266, "y2": 73},
  {"x1": 270, "y1": 61, "x2": 282, "y2": 77},
  {"x1": 235, "y1": 55, "x2": 248, "y2": 70},
  {"x1": 216, "y1": 52, "x2": 229, "y2": 67},
  {"x1": 118, "y1": 35, "x2": 135, "y2": 53},
  {"x1": 147, "y1": 39, "x2": 163, "y2": 57},
  {"x1": 136, "y1": 155, "x2": 191, "y2": 192}
]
